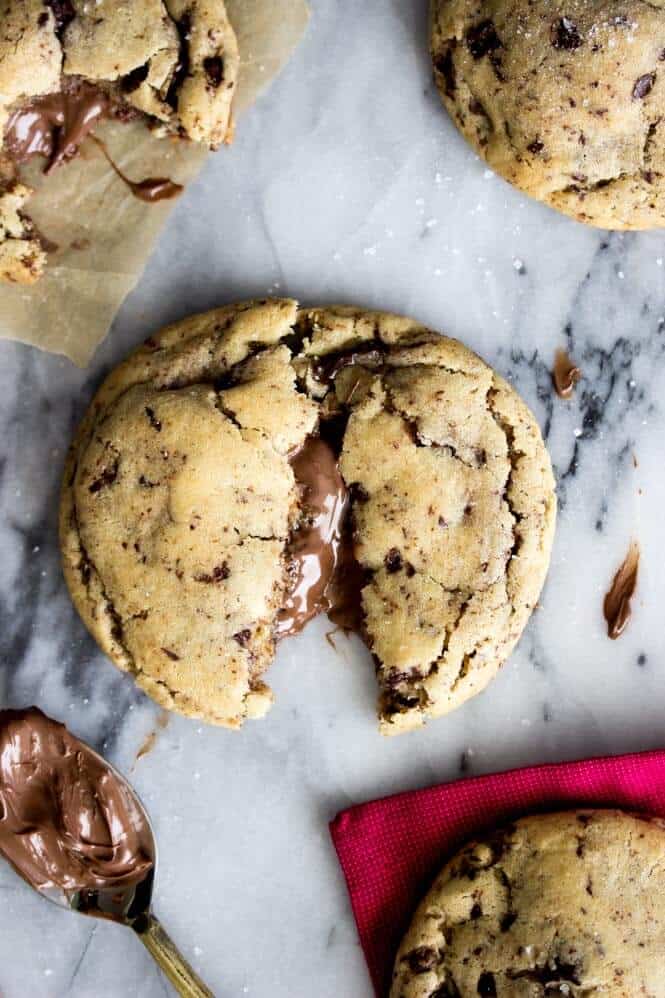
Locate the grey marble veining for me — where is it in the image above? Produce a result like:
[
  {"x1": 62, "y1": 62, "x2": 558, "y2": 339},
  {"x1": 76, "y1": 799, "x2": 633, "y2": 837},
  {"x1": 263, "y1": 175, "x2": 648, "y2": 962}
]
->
[{"x1": 1, "y1": 1, "x2": 665, "y2": 995}]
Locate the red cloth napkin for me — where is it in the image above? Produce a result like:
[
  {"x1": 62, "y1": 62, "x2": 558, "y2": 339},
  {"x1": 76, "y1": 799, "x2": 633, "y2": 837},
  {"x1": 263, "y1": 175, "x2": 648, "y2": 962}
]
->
[{"x1": 329, "y1": 750, "x2": 665, "y2": 997}]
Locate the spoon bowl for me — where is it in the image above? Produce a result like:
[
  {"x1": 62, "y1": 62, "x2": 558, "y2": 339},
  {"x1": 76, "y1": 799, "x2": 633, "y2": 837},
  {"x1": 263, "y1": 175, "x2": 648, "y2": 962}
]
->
[{"x1": 0, "y1": 708, "x2": 213, "y2": 997}]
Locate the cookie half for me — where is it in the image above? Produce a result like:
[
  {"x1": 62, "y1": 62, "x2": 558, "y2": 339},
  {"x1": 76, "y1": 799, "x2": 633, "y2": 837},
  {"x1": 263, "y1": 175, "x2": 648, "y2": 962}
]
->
[
  {"x1": 391, "y1": 809, "x2": 665, "y2": 997},
  {"x1": 0, "y1": 0, "x2": 239, "y2": 281},
  {"x1": 60, "y1": 299, "x2": 556, "y2": 731},
  {"x1": 431, "y1": 0, "x2": 665, "y2": 229}
]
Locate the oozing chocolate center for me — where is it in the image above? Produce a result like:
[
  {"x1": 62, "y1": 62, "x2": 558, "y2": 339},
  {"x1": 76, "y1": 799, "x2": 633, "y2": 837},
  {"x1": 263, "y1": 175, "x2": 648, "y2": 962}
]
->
[
  {"x1": 5, "y1": 83, "x2": 110, "y2": 172},
  {"x1": 0, "y1": 708, "x2": 154, "y2": 916},
  {"x1": 276, "y1": 437, "x2": 352, "y2": 638},
  {"x1": 4, "y1": 82, "x2": 182, "y2": 203}
]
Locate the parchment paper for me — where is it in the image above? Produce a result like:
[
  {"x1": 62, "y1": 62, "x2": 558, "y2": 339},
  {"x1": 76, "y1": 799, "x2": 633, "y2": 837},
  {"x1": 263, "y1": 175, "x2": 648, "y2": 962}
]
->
[{"x1": 0, "y1": 0, "x2": 309, "y2": 367}]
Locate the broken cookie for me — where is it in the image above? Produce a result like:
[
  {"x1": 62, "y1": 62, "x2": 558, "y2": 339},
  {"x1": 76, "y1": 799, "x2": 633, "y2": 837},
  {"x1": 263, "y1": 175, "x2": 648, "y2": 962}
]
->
[
  {"x1": 0, "y1": 0, "x2": 239, "y2": 282},
  {"x1": 431, "y1": 0, "x2": 665, "y2": 229},
  {"x1": 0, "y1": 182, "x2": 47, "y2": 283},
  {"x1": 391, "y1": 809, "x2": 665, "y2": 997},
  {"x1": 60, "y1": 299, "x2": 556, "y2": 732}
]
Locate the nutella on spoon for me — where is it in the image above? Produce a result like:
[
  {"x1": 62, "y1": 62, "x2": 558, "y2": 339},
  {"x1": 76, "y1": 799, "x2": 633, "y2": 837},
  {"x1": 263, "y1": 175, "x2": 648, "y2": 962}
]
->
[
  {"x1": 0, "y1": 708, "x2": 212, "y2": 997},
  {"x1": 0, "y1": 707, "x2": 152, "y2": 909}
]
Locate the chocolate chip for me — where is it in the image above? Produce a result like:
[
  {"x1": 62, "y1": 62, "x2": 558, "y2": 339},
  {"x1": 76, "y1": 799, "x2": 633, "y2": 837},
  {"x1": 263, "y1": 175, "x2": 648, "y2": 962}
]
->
[
  {"x1": 122, "y1": 63, "x2": 150, "y2": 94},
  {"x1": 350, "y1": 483, "x2": 369, "y2": 504},
  {"x1": 233, "y1": 629, "x2": 251, "y2": 647},
  {"x1": 161, "y1": 647, "x2": 180, "y2": 661},
  {"x1": 89, "y1": 458, "x2": 119, "y2": 494},
  {"x1": 47, "y1": 0, "x2": 75, "y2": 35},
  {"x1": 203, "y1": 56, "x2": 225, "y2": 88},
  {"x1": 551, "y1": 17, "x2": 583, "y2": 50},
  {"x1": 385, "y1": 548, "x2": 403, "y2": 573},
  {"x1": 632, "y1": 72, "x2": 656, "y2": 100},
  {"x1": 466, "y1": 20, "x2": 502, "y2": 59},
  {"x1": 145, "y1": 406, "x2": 162, "y2": 431},
  {"x1": 194, "y1": 562, "x2": 230, "y2": 584},
  {"x1": 38, "y1": 11, "x2": 49, "y2": 26},
  {"x1": 477, "y1": 972, "x2": 497, "y2": 997},
  {"x1": 405, "y1": 946, "x2": 437, "y2": 974},
  {"x1": 434, "y1": 45, "x2": 457, "y2": 98},
  {"x1": 500, "y1": 911, "x2": 517, "y2": 932},
  {"x1": 470, "y1": 903, "x2": 483, "y2": 919},
  {"x1": 527, "y1": 139, "x2": 544, "y2": 154},
  {"x1": 138, "y1": 475, "x2": 157, "y2": 488}
]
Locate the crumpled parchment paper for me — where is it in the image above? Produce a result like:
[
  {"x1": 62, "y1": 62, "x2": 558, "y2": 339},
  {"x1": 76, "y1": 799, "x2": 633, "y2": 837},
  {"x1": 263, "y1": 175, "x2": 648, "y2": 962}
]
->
[{"x1": 0, "y1": 0, "x2": 309, "y2": 366}]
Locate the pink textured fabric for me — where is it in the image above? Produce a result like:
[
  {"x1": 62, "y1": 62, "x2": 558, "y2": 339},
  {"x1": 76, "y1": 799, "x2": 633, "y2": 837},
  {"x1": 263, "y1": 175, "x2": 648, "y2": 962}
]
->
[{"x1": 329, "y1": 750, "x2": 665, "y2": 997}]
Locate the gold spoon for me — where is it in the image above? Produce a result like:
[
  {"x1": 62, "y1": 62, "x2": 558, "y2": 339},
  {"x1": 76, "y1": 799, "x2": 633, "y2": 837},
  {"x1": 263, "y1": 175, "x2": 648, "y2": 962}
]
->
[{"x1": 0, "y1": 707, "x2": 213, "y2": 998}]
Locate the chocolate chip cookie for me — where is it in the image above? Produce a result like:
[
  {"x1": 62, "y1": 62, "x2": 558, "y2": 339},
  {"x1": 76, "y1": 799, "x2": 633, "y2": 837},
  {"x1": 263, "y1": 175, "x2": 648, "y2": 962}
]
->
[
  {"x1": 60, "y1": 299, "x2": 555, "y2": 731},
  {"x1": 391, "y1": 810, "x2": 665, "y2": 997},
  {"x1": 0, "y1": 0, "x2": 238, "y2": 281},
  {"x1": 431, "y1": 0, "x2": 665, "y2": 229}
]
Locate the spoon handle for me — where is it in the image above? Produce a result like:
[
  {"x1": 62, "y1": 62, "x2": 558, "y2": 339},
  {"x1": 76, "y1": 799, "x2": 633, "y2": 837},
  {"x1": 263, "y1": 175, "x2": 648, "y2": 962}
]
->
[{"x1": 133, "y1": 912, "x2": 214, "y2": 997}]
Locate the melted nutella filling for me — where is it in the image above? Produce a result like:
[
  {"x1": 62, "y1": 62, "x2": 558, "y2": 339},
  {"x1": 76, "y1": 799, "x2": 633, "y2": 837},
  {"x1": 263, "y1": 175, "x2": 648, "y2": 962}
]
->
[
  {"x1": 4, "y1": 83, "x2": 182, "y2": 203},
  {"x1": 0, "y1": 708, "x2": 154, "y2": 913},
  {"x1": 5, "y1": 84, "x2": 110, "y2": 173},
  {"x1": 276, "y1": 436, "x2": 360, "y2": 638},
  {"x1": 552, "y1": 349, "x2": 582, "y2": 400},
  {"x1": 603, "y1": 542, "x2": 640, "y2": 640}
]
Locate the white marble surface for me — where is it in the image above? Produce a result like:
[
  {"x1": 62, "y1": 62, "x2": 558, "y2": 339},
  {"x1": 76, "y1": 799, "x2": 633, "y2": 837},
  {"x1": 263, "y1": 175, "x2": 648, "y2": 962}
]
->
[{"x1": 2, "y1": 1, "x2": 665, "y2": 995}]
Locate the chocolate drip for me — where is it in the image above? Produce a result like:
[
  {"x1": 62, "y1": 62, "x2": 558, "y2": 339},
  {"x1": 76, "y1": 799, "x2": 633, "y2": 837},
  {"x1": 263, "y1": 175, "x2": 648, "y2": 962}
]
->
[
  {"x1": 90, "y1": 136, "x2": 183, "y2": 203},
  {"x1": 0, "y1": 708, "x2": 154, "y2": 917},
  {"x1": 552, "y1": 349, "x2": 582, "y2": 399},
  {"x1": 603, "y1": 542, "x2": 639, "y2": 639},
  {"x1": 5, "y1": 84, "x2": 110, "y2": 172},
  {"x1": 276, "y1": 437, "x2": 363, "y2": 638}
]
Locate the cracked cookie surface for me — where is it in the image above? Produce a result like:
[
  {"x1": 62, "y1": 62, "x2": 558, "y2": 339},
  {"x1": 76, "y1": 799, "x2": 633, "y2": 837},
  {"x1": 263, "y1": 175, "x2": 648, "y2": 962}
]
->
[
  {"x1": 431, "y1": 0, "x2": 665, "y2": 229},
  {"x1": 391, "y1": 810, "x2": 665, "y2": 997},
  {"x1": 60, "y1": 299, "x2": 555, "y2": 730}
]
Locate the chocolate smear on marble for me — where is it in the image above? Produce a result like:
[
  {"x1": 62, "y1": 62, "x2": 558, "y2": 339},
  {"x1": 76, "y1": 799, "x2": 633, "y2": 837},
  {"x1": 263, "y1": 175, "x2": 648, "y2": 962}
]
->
[
  {"x1": 0, "y1": 708, "x2": 154, "y2": 914},
  {"x1": 134, "y1": 712, "x2": 170, "y2": 766},
  {"x1": 603, "y1": 542, "x2": 639, "y2": 639},
  {"x1": 277, "y1": 436, "x2": 364, "y2": 638},
  {"x1": 552, "y1": 349, "x2": 582, "y2": 399}
]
